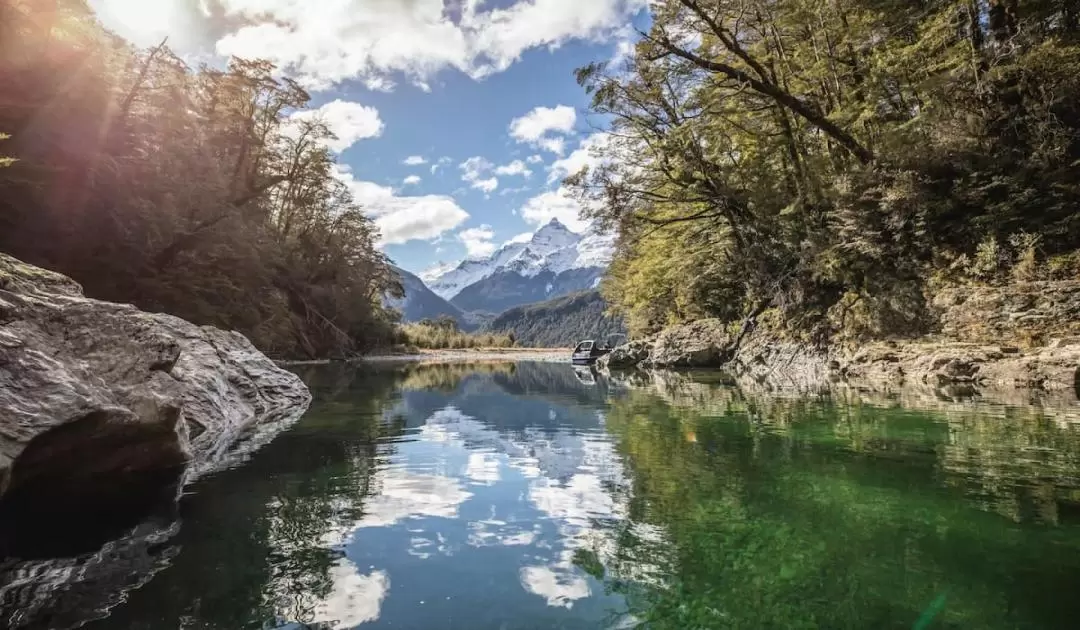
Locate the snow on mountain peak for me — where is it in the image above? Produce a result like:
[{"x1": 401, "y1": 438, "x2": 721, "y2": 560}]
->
[
  {"x1": 418, "y1": 261, "x2": 457, "y2": 284},
  {"x1": 425, "y1": 221, "x2": 614, "y2": 300}
]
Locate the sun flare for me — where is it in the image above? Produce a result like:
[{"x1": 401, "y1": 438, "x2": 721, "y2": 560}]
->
[{"x1": 93, "y1": 0, "x2": 176, "y2": 41}]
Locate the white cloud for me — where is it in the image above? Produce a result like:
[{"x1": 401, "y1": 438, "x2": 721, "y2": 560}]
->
[
  {"x1": 509, "y1": 105, "x2": 576, "y2": 142},
  {"x1": 459, "y1": 156, "x2": 499, "y2": 193},
  {"x1": 214, "y1": 0, "x2": 646, "y2": 90},
  {"x1": 526, "y1": 154, "x2": 544, "y2": 164},
  {"x1": 548, "y1": 132, "x2": 610, "y2": 184},
  {"x1": 431, "y1": 156, "x2": 453, "y2": 174},
  {"x1": 506, "y1": 232, "x2": 533, "y2": 245},
  {"x1": 404, "y1": 155, "x2": 428, "y2": 166},
  {"x1": 458, "y1": 225, "x2": 497, "y2": 258},
  {"x1": 536, "y1": 137, "x2": 566, "y2": 156},
  {"x1": 289, "y1": 99, "x2": 383, "y2": 153},
  {"x1": 335, "y1": 165, "x2": 469, "y2": 245},
  {"x1": 364, "y1": 75, "x2": 396, "y2": 92},
  {"x1": 509, "y1": 105, "x2": 576, "y2": 155},
  {"x1": 403, "y1": 175, "x2": 422, "y2": 185},
  {"x1": 494, "y1": 159, "x2": 532, "y2": 178},
  {"x1": 519, "y1": 187, "x2": 591, "y2": 232},
  {"x1": 474, "y1": 177, "x2": 499, "y2": 193}
]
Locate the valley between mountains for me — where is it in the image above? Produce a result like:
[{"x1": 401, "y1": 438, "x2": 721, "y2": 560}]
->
[{"x1": 387, "y1": 218, "x2": 625, "y2": 347}]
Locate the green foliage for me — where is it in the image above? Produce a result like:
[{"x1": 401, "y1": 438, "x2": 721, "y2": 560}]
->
[
  {"x1": 486, "y1": 290, "x2": 626, "y2": 347},
  {"x1": 0, "y1": 1, "x2": 401, "y2": 358},
  {"x1": 570, "y1": 0, "x2": 1080, "y2": 340}
]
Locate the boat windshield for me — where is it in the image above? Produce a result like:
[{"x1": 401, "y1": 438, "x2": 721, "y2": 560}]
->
[{"x1": 575, "y1": 341, "x2": 594, "y2": 353}]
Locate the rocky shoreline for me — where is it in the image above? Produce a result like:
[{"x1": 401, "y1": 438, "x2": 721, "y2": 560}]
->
[
  {"x1": 0, "y1": 253, "x2": 312, "y2": 557},
  {"x1": 599, "y1": 282, "x2": 1080, "y2": 396}
]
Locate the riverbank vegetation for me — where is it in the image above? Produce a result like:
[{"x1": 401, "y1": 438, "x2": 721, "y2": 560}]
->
[
  {"x1": 0, "y1": 1, "x2": 401, "y2": 359},
  {"x1": 571, "y1": 0, "x2": 1080, "y2": 341},
  {"x1": 399, "y1": 318, "x2": 515, "y2": 350}
]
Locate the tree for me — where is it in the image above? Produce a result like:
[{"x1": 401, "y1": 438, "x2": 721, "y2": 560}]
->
[
  {"x1": 568, "y1": 0, "x2": 1080, "y2": 339},
  {"x1": 0, "y1": 0, "x2": 401, "y2": 358}
]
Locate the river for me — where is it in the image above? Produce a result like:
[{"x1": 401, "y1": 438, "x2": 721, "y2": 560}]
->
[{"x1": 9, "y1": 360, "x2": 1080, "y2": 629}]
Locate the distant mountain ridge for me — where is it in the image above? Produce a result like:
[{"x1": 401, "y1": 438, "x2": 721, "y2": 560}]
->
[
  {"x1": 386, "y1": 265, "x2": 472, "y2": 329},
  {"x1": 486, "y1": 291, "x2": 626, "y2": 348},
  {"x1": 424, "y1": 219, "x2": 615, "y2": 314}
]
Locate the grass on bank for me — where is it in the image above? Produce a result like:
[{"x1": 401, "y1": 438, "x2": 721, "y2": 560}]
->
[{"x1": 398, "y1": 320, "x2": 515, "y2": 350}]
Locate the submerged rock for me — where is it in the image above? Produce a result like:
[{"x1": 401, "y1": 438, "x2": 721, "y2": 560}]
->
[{"x1": 0, "y1": 253, "x2": 311, "y2": 557}]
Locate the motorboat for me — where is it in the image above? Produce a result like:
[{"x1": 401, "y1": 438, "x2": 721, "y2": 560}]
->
[{"x1": 571, "y1": 339, "x2": 610, "y2": 365}]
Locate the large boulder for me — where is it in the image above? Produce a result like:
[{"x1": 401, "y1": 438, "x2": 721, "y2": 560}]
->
[
  {"x1": 0, "y1": 253, "x2": 311, "y2": 557},
  {"x1": 598, "y1": 339, "x2": 653, "y2": 369}
]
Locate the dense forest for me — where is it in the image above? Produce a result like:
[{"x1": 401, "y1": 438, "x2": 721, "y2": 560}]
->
[
  {"x1": 571, "y1": 0, "x2": 1080, "y2": 340},
  {"x1": 0, "y1": 0, "x2": 401, "y2": 359},
  {"x1": 487, "y1": 291, "x2": 626, "y2": 347}
]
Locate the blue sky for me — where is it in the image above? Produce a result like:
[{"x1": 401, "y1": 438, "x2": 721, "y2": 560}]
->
[{"x1": 88, "y1": 0, "x2": 647, "y2": 275}]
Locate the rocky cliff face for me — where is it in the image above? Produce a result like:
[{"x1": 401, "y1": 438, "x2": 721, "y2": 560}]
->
[
  {"x1": 0, "y1": 253, "x2": 311, "y2": 560},
  {"x1": 932, "y1": 281, "x2": 1080, "y2": 342},
  {"x1": 598, "y1": 281, "x2": 1080, "y2": 395}
]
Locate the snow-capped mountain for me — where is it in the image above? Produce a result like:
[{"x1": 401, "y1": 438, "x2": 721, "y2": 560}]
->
[{"x1": 425, "y1": 219, "x2": 615, "y2": 305}]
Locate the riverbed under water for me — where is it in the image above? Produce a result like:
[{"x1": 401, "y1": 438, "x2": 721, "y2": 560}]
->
[{"x1": 6, "y1": 360, "x2": 1080, "y2": 629}]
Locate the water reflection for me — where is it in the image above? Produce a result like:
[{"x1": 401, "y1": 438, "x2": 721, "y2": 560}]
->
[{"x1": 5, "y1": 361, "x2": 1080, "y2": 630}]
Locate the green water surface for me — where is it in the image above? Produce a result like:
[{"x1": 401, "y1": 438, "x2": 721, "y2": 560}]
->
[{"x1": 82, "y1": 361, "x2": 1080, "y2": 629}]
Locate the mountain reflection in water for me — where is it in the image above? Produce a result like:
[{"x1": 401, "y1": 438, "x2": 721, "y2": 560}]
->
[{"x1": 4, "y1": 361, "x2": 1080, "y2": 630}]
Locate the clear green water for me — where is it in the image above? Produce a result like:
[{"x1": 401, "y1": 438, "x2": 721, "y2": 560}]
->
[{"x1": 84, "y1": 361, "x2": 1080, "y2": 629}]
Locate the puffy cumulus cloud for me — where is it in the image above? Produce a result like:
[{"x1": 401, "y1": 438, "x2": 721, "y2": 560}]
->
[
  {"x1": 548, "y1": 132, "x2": 611, "y2": 184},
  {"x1": 526, "y1": 154, "x2": 544, "y2": 164},
  {"x1": 459, "y1": 156, "x2": 499, "y2": 193},
  {"x1": 215, "y1": 0, "x2": 646, "y2": 90},
  {"x1": 403, "y1": 155, "x2": 428, "y2": 166},
  {"x1": 494, "y1": 159, "x2": 532, "y2": 178},
  {"x1": 335, "y1": 165, "x2": 469, "y2": 245},
  {"x1": 519, "y1": 187, "x2": 591, "y2": 232},
  {"x1": 289, "y1": 99, "x2": 383, "y2": 153},
  {"x1": 509, "y1": 105, "x2": 576, "y2": 155},
  {"x1": 403, "y1": 174, "x2": 422, "y2": 185},
  {"x1": 457, "y1": 224, "x2": 497, "y2": 258},
  {"x1": 473, "y1": 178, "x2": 498, "y2": 194}
]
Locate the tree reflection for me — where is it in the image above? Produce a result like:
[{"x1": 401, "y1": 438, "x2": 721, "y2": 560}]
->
[
  {"x1": 83, "y1": 364, "x2": 408, "y2": 630},
  {"x1": 585, "y1": 372, "x2": 1080, "y2": 629}
]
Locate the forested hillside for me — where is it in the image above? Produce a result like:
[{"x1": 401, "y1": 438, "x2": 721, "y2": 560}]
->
[
  {"x1": 0, "y1": 1, "x2": 400, "y2": 359},
  {"x1": 387, "y1": 266, "x2": 472, "y2": 330},
  {"x1": 487, "y1": 291, "x2": 626, "y2": 347},
  {"x1": 571, "y1": 0, "x2": 1080, "y2": 341}
]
